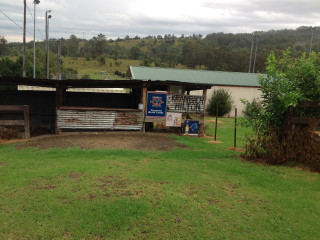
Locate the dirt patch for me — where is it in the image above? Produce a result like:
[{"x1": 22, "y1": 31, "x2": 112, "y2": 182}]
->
[
  {"x1": 16, "y1": 132, "x2": 187, "y2": 151},
  {"x1": 227, "y1": 147, "x2": 245, "y2": 152},
  {"x1": 68, "y1": 172, "x2": 84, "y2": 182},
  {"x1": 207, "y1": 140, "x2": 223, "y2": 144}
]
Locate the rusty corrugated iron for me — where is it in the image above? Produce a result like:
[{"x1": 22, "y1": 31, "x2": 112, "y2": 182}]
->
[{"x1": 57, "y1": 109, "x2": 143, "y2": 130}]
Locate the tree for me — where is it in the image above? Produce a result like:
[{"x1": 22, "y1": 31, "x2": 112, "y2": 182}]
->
[
  {"x1": 68, "y1": 35, "x2": 79, "y2": 59},
  {"x1": 0, "y1": 36, "x2": 8, "y2": 56},
  {"x1": 206, "y1": 89, "x2": 234, "y2": 116},
  {"x1": 95, "y1": 33, "x2": 107, "y2": 58},
  {"x1": 130, "y1": 46, "x2": 142, "y2": 60},
  {"x1": 257, "y1": 49, "x2": 320, "y2": 133},
  {"x1": 242, "y1": 50, "x2": 320, "y2": 171}
]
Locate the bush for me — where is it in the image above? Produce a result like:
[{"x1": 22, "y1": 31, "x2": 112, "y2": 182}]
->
[
  {"x1": 242, "y1": 124, "x2": 320, "y2": 172},
  {"x1": 81, "y1": 74, "x2": 90, "y2": 79},
  {"x1": 100, "y1": 57, "x2": 106, "y2": 65},
  {"x1": 242, "y1": 98, "x2": 263, "y2": 118},
  {"x1": 206, "y1": 89, "x2": 234, "y2": 116},
  {"x1": 239, "y1": 98, "x2": 263, "y2": 129}
]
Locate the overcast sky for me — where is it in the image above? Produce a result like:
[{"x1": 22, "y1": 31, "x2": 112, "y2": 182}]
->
[{"x1": 1, "y1": 0, "x2": 319, "y2": 42}]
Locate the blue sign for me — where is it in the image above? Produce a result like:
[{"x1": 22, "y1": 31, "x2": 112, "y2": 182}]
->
[
  {"x1": 184, "y1": 120, "x2": 199, "y2": 136},
  {"x1": 146, "y1": 92, "x2": 167, "y2": 118}
]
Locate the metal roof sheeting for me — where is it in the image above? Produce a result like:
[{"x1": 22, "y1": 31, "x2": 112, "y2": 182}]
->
[{"x1": 129, "y1": 66, "x2": 263, "y2": 87}]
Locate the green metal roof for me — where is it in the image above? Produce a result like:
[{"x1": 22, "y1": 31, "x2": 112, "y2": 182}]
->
[{"x1": 129, "y1": 66, "x2": 263, "y2": 87}]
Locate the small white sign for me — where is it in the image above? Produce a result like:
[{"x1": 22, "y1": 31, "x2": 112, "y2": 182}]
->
[{"x1": 166, "y1": 112, "x2": 182, "y2": 127}]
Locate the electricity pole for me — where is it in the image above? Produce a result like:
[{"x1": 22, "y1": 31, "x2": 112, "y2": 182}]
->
[
  {"x1": 309, "y1": 27, "x2": 314, "y2": 57},
  {"x1": 248, "y1": 33, "x2": 254, "y2": 73},
  {"x1": 23, "y1": 0, "x2": 26, "y2": 77},
  {"x1": 33, "y1": 0, "x2": 40, "y2": 78},
  {"x1": 252, "y1": 37, "x2": 258, "y2": 73},
  {"x1": 57, "y1": 39, "x2": 61, "y2": 80},
  {"x1": 46, "y1": 10, "x2": 52, "y2": 79}
]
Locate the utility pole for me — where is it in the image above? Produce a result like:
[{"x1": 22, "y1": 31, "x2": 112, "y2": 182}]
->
[
  {"x1": 248, "y1": 33, "x2": 254, "y2": 73},
  {"x1": 46, "y1": 10, "x2": 52, "y2": 79},
  {"x1": 252, "y1": 37, "x2": 258, "y2": 73},
  {"x1": 57, "y1": 39, "x2": 61, "y2": 80},
  {"x1": 33, "y1": 0, "x2": 40, "y2": 79},
  {"x1": 309, "y1": 27, "x2": 314, "y2": 57},
  {"x1": 22, "y1": 0, "x2": 26, "y2": 77}
]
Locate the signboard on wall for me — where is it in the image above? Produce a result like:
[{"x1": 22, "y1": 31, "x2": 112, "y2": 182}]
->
[
  {"x1": 167, "y1": 95, "x2": 205, "y2": 113},
  {"x1": 146, "y1": 91, "x2": 167, "y2": 118},
  {"x1": 166, "y1": 112, "x2": 182, "y2": 127}
]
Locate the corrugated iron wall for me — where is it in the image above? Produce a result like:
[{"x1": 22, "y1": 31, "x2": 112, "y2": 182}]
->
[{"x1": 57, "y1": 109, "x2": 143, "y2": 131}]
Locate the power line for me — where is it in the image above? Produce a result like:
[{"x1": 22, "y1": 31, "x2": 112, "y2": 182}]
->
[
  {"x1": 26, "y1": 3, "x2": 34, "y2": 21},
  {"x1": 0, "y1": 9, "x2": 24, "y2": 30},
  {"x1": 0, "y1": 9, "x2": 36, "y2": 37}
]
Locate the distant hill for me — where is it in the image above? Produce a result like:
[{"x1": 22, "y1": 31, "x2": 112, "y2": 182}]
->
[{"x1": 1, "y1": 26, "x2": 319, "y2": 77}]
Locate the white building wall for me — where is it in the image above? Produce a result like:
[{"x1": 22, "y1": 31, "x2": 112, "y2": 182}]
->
[{"x1": 192, "y1": 86, "x2": 262, "y2": 117}]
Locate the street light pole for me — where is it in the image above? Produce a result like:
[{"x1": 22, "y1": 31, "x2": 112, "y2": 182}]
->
[
  {"x1": 46, "y1": 10, "x2": 52, "y2": 79},
  {"x1": 33, "y1": 0, "x2": 40, "y2": 79}
]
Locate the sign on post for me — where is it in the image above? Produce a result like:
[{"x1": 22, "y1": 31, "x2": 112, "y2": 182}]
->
[
  {"x1": 167, "y1": 95, "x2": 205, "y2": 113},
  {"x1": 166, "y1": 112, "x2": 182, "y2": 127},
  {"x1": 146, "y1": 91, "x2": 167, "y2": 118}
]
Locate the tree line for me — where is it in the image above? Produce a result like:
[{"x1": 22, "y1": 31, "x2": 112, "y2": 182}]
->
[{"x1": 1, "y1": 26, "x2": 319, "y2": 77}]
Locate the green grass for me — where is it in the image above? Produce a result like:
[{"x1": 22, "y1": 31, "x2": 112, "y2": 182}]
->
[
  {"x1": 62, "y1": 57, "x2": 140, "y2": 80},
  {"x1": 0, "y1": 118, "x2": 319, "y2": 239}
]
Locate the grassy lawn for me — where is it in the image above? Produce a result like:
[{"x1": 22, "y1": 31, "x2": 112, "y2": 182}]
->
[{"x1": 0, "y1": 118, "x2": 319, "y2": 239}]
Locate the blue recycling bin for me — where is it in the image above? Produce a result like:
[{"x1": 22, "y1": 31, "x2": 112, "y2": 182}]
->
[{"x1": 184, "y1": 120, "x2": 199, "y2": 136}]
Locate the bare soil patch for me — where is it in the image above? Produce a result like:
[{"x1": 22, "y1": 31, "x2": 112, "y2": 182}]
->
[
  {"x1": 227, "y1": 147, "x2": 245, "y2": 152},
  {"x1": 15, "y1": 132, "x2": 187, "y2": 151}
]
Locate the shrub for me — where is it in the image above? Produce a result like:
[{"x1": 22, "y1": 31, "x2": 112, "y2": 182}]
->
[
  {"x1": 239, "y1": 98, "x2": 263, "y2": 130},
  {"x1": 242, "y1": 124, "x2": 320, "y2": 172},
  {"x1": 100, "y1": 57, "x2": 106, "y2": 65},
  {"x1": 81, "y1": 74, "x2": 90, "y2": 79},
  {"x1": 242, "y1": 98, "x2": 263, "y2": 118},
  {"x1": 206, "y1": 89, "x2": 234, "y2": 116}
]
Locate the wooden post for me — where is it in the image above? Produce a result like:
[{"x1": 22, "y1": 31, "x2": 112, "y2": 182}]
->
[
  {"x1": 57, "y1": 39, "x2": 61, "y2": 80},
  {"x1": 23, "y1": 105, "x2": 30, "y2": 139},
  {"x1": 199, "y1": 89, "x2": 207, "y2": 137},
  {"x1": 214, "y1": 105, "x2": 218, "y2": 141},
  {"x1": 55, "y1": 87, "x2": 63, "y2": 134},
  {"x1": 141, "y1": 84, "x2": 147, "y2": 132},
  {"x1": 234, "y1": 108, "x2": 237, "y2": 149}
]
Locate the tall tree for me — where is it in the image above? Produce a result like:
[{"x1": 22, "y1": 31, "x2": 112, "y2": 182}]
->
[
  {"x1": 95, "y1": 33, "x2": 107, "y2": 58},
  {"x1": 0, "y1": 36, "x2": 8, "y2": 56}
]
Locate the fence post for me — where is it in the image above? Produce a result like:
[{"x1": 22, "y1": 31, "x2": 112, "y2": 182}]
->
[
  {"x1": 214, "y1": 105, "x2": 218, "y2": 141},
  {"x1": 234, "y1": 108, "x2": 237, "y2": 149}
]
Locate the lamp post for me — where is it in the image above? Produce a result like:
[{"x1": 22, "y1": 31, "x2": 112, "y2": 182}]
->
[
  {"x1": 33, "y1": 0, "x2": 40, "y2": 79},
  {"x1": 46, "y1": 10, "x2": 52, "y2": 79}
]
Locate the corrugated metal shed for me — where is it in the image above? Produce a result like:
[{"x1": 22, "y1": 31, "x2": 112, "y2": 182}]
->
[{"x1": 129, "y1": 66, "x2": 263, "y2": 87}]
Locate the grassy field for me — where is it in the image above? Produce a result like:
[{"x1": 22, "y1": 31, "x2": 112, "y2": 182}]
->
[
  {"x1": 0, "y1": 118, "x2": 319, "y2": 239},
  {"x1": 62, "y1": 57, "x2": 140, "y2": 80}
]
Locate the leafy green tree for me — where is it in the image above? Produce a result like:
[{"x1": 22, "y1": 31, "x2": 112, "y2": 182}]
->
[
  {"x1": 257, "y1": 50, "x2": 320, "y2": 132},
  {"x1": 68, "y1": 35, "x2": 79, "y2": 59},
  {"x1": 130, "y1": 46, "x2": 142, "y2": 60},
  {"x1": 206, "y1": 89, "x2": 234, "y2": 116},
  {"x1": 95, "y1": 33, "x2": 107, "y2": 58},
  {"x1": 0, "y1": 36, "x2": 8, "y2": 56},
  {"x1": 0, "y1": 57, "x2": 21, "y2": 77}
]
